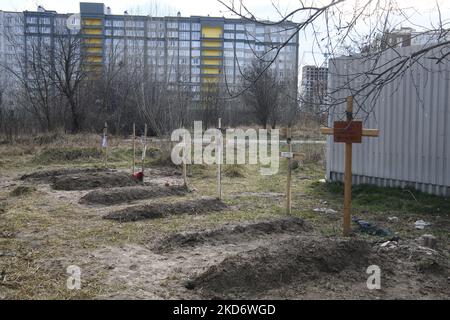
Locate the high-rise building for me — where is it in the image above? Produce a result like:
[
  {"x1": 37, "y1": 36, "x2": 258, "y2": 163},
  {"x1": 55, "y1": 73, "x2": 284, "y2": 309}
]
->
[
  {"x1": 300, "y1": 65, "x2": 328, "y2": 113},
  {"x1": 0, "y1": 2, "x2": 299, "y2": 102}
]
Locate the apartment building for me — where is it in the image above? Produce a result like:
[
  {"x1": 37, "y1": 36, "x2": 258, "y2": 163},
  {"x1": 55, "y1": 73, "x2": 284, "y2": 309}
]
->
[
  {"x1": 300, "y1": 65, "x2": 328, "y2": 113},
  {"x1": 0, "y1": 2, "x2": 299, "y2": 102}
]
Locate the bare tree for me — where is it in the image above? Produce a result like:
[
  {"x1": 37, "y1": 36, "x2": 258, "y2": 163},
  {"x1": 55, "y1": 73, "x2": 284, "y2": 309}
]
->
[
  {"x1": 241, "y1": 60, "x2": 281, "y2": 128},
  {"x1": 218, "y1": 0, "x2": 450, "y2": 117},
  {"x1": 52, "y1": 29, "x2": 86, "y2": 133}
]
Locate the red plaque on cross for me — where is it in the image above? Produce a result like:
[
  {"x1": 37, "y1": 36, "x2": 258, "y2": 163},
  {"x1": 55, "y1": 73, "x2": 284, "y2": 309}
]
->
[{"x1": 333, "y1": 121, "x2": 363, "y2": 143}]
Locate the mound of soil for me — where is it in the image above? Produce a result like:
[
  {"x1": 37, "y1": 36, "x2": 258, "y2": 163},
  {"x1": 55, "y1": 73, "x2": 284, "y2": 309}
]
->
[
  {"x1": 185, "y1": 237, "x2": 375, "y2": 297},
  {"x1": 103, "y1": 198, "x2": 228, "y2": 222},
  {"x1": 80, "y1": 185, "x2": 189, "y2": 205},
  {"x1": 153, "y1": 216, "x2": 310, "y2": 253},
  {"x1": 21, "y1": 168, "x2": 110, "y2": 183},
  {"x1": 52, "y1": 171, "x2": 138, "y2": 191}
]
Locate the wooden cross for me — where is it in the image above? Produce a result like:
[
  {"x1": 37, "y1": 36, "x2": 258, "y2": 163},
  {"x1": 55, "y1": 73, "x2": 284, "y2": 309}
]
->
[
  {"x1": 320, "y1": 96, "x2": 380, "y2": 237},
  {"x1": 280, "y1": 128, "x2": 305, "y2": 214}
]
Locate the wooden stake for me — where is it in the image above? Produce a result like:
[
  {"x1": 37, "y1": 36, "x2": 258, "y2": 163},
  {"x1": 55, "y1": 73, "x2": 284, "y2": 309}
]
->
[
  {"x1": 343, "y1": 97, "x2": 353, "y2": 237},
  {"x1": 103, "y1": 122, "x2": 108, "y2": 168},
  {"x1": 142, "y1": 124, "x2": 147, "y2": 183},
  {"x1": 217, "y1": 118, "x2": 222, "y2": 200},
  {"x1": 132, "y1": 123, "x2": 136, "y2": 174},
  {"x1": 286, "y1": 128, "x2": 292, "y2": 215}
]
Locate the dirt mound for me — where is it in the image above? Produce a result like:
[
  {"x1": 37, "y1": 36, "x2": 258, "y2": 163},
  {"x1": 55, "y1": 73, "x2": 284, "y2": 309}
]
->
[
  {"x1": 80, "y1": 185, "x2": 189, "y2": 205},
  {"x1": 21, "y1": 168, "x2": 110, "y2": 182},
  {"x1": 103, "y1": 198, "x2": 228, "y2": 222},
  {"x1": 153, "y1": 216, "x2": 309, "y2": 253},
  {"x1": 185, "y1": 237, "x2": 373, "y2": 297},
  {"x1": 52, "y1": 171, "x2": 138, "y2": 191}
]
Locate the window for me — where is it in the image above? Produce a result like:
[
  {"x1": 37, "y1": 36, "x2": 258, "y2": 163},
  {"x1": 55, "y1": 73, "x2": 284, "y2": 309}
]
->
[
  {"x1": 191, "y1": 32, "x2": 200, "y2": 40},
  {"x1": 168, "y1": 40, "x2": 177, "y2": 47},
  {"x1": 167, "y1": 22, "x2": 178, "y2": 29},
  {"x1": 40, "y1": 18, "x2": 50, "y2": 24},
  {"x1": 26, "y1": 17, "x2": 37, "y2": 24},
  {"x1": 236, "y1": 42, "x2": 244, "y2": 49},
  {"x1": 235, "y1": 24, "x2": 244, "y2": 31},
  {"x1": 105, "y1": 20, "x2": 112, "y2": 27},
  {"x1": 191, "y1": 49, "x2": 200, "y2": 57},
  {"x1": 167, "y1": 31, "x2": 178, "y2": 38},
  {"x1": 224, "y1": 42, "x2": 233, "y2": 49},
  {"x1": 224, "y1": 24, "x2": 234, "y2": 30},
  {"x1": 256, "y1": 26, "x2": 264, "y2": 34},
  {"x1": 114, "y1": 29, "x2": 124, "y2": 36},
  {"x1": 180, "y1": 32, "x2": 190, "y2": 40},
  {"x1": 113, "y1": 20, "x2": 124, "y2": 27},
  {"x1": 191, "y1": 41, "x2": 200, "y2": 48},
  {"x1": 179, "y1": 49, "x2": 190, "y2": 56},
  {"x1": 224, "y1": 51, "x2": 234, "y2": 57},
  {"x1": 179, "y1": 57, "x2": 189, "y2": 65},
  {"x1": 191, "y1": 58, "x2": 200, "y2": 65},
  {"x1": 180, "y1": 23, "x2": 190, "y2": 31},
  {"x1": 224, "y1": 33, "x2": 234, "y2": 40},
  {"x1": 236, "y1": 33, "x2": 246, "y2": 40},
  {"x1": 105, "y1": 29, "x2": 112, "y2": 36},
  {"x1": 191, "y1": 23, "x2": 200, "y2": 31},
  {"x1": 126, "y1": 21, "x2": 135, "y2": 27},
  {"x1": 191, "y1": 66, "x2": 200, "y2": 74},
  {"x1": 180, "y1": 40, "x2": 190, "y2": 48}
]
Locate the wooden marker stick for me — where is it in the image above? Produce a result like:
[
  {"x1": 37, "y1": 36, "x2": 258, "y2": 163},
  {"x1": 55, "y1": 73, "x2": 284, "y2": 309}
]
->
[
  {"x1": 132, "y1": 123, "x2": 136, "y2": 174},
  {"x1": 343, "y1": 97, "x2": 353, "y2": 236},
  {"x1": 142, "y1": 124, "x2": 147, "y2": 181},
  {"x1": 286, "y1": 128, "x2": 292, "y2": 215},
  {"x1": 103, "y1": 122, "x2": 108, "y2": 168},
  {"x1": 217, "y1": 118, "x2": 222, "y2": 200}
]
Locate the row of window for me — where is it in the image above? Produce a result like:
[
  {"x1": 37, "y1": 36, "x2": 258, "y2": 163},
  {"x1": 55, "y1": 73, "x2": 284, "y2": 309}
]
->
[{"x1": 25, "y1": 17, "x2": 51, "y2": 24}]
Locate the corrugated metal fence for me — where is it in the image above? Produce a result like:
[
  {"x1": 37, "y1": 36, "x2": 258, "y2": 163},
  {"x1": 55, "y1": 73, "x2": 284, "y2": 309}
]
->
[{"x1": 327, "y1": 46, "x2": 450, "y2": 196}]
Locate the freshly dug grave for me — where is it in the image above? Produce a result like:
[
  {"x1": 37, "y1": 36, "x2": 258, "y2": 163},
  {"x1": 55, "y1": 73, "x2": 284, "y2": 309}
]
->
[
  {"x1": 80, "y1": 185, "x2": 189, "y2": 205},
  {"x1": 20, "y1": 168, "x2": 111, "y2": 183},
  {"x1": 185, "y1": 237, "x2": 377, "y2": 297},
  {"x1": 153, "y1": 216, "x2": 310, "y2": 253},
  {"x1": 103, "y1": 198, "x2": 228, "y2": 222},
  {"x1": 52, "y1": 171, "x2": 138, "y2": 191}
]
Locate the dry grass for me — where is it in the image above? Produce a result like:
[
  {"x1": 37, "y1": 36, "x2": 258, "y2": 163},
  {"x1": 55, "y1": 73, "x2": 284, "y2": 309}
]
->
[{"x1": 0, "y1": 132, "x2": 448, "y2": 299}]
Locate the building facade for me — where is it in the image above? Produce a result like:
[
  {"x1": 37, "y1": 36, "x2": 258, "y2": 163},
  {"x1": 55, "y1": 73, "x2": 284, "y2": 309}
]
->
[
  {"x1": 300, "y1": 65, "x2": 328, "y2": 113},
  {"x1": 0, "y1": 2, "x2": 299, "y2": 102}
]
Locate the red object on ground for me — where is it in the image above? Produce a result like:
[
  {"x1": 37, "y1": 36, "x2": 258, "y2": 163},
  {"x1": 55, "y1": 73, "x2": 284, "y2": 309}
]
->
[{"x1": 132, "y1": 172, "x2": 144, "y2": 182}]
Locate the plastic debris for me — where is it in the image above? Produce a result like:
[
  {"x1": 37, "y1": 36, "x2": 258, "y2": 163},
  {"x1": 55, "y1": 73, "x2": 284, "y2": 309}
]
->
[
  {"x1": 313, "y1": 208, "x2": 337, "y2": 214},
  {"x1": 388, "y1": 216, "x2": 399, "y2": 222},
  {"x1": 353, "y1": 217, "x2": 392, "y2": 236},
  {"x1": 414, "y1": 220, "x2": 431, "y2": 230},
  {"x1": 380, "y1": 241, "x2": 397, "y2": 248}
]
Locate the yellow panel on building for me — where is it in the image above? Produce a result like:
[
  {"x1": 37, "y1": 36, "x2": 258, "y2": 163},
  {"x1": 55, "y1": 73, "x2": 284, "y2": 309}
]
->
[
  {"x1": 84, "y1": 28, "x2": 102, "y2": 35},
  {"x1": 202, "y1": 50, "x2": 222, "y2": 57},
  {"x1": 85, "y1": 38, "x2": 102, "y2": 45},
  {"x1": 83, "y1": 18, "x2": 102, "y2": 26},
  {"x1": 87, "y1": 56, "x2": 102, "y2": 63},
  {"x1": 203, "y1": 59, "x2": 221, "y2": 66},
  {"x1": 201, "y1": 26, "x2": 222, "y2": 38},
  {"x1": 202, "y1": 68, "x2": 220, "y2": 75}
]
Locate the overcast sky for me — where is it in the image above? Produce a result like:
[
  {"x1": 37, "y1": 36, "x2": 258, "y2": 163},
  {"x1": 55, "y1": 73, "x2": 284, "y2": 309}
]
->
[{"x1": 2, "y1": 0, "x2": 449, "y2": 67}]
